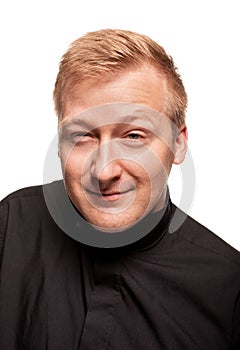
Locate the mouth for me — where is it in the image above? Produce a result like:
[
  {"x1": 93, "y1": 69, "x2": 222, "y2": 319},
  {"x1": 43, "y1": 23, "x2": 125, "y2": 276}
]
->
[
  {"x1": 101, "y1": 192, "x2": 122, "y2": 201},
  {"x1": 86, "y1": 188, "x2": 134, "y2": 202}
]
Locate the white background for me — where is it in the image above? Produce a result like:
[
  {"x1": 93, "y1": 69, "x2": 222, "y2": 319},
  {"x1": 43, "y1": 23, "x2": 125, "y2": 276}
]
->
[{"x1": 0, "y1": 0, "x2": 239, "y2": 249}]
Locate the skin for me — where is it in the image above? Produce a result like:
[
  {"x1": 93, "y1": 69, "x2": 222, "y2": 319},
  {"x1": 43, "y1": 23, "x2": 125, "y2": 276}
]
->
[{"x1": 58, "y1": 65, "x2": 188, "y2": 231}]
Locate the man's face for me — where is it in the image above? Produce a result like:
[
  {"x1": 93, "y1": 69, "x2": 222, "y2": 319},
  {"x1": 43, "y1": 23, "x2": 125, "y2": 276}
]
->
[{"x1": 58, "y1": 66, "x2": 187, "y2": 231}]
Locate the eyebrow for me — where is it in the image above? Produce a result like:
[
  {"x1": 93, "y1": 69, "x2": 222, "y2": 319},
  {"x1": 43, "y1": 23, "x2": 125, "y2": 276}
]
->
[
  {"x1": 59, "y1": 118, "x2": 94, "y2": 131},
  {"x1": 118, "y1": 111, "x2": 160, "y2": 132},
  {"x1": 59, "y1": 108, "x2": 159, "y2": 132}
]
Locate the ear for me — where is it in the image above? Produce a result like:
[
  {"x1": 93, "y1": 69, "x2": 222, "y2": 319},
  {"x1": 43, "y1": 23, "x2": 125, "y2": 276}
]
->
[
  {"x1": 57, "y1": 135, "x2": 61, "y2": 158},
  {"x1": 173, "y1": 124, "x2": 188, "y2": 164}
]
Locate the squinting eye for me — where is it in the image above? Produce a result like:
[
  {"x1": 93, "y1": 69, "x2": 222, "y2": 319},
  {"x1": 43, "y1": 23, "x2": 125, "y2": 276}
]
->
[
  {"x1": 72, "y1": 132, "x2": 91, "y2": 139},
  {"x1": 69, "y1": 132, "x2": 95, "y2": 144}
]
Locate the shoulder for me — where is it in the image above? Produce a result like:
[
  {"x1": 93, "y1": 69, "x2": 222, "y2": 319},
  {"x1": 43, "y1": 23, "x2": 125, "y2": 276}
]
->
[
  {"x1": 169, "y1": 204, "x2": 240, "y2": 267},
  {"x1": 0, "y1": 181, "x2": 63, "y2": 207},
  {"x1": 0, "y1": 184, "x2": 45, "y2": 265},
  {"x1": 0, "y1": 184, "x2": 44, "y2": 233},
  {"x1": 1, "y1": 184, "x2": 44, "y2": 205},
  {"x1": 0, "y1": 181, "x2": 64, "y2": 233},
  {"x1": 0, "y1": 181, "x2": 65, "y2": 262}
]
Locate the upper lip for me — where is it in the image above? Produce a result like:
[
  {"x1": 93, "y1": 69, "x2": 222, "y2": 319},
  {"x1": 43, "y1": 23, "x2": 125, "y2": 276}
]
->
[
  {"x1": 102, "y1": 192, "x2": 120, "y2": 196},
  {"x1": 86, "y1": 189, "x2": 133, "y2": 196}
]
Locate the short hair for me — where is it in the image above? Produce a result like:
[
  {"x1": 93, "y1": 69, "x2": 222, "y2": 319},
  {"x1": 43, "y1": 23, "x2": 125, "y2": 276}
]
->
[{"x1": 53, "y1": 29, "x2": 187, "y2": 127}]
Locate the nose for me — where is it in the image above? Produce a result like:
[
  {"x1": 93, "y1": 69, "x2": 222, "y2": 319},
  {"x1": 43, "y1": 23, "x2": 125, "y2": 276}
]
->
[{"x1": 90, "y1": 141, "x2": 122, "y2": 187}]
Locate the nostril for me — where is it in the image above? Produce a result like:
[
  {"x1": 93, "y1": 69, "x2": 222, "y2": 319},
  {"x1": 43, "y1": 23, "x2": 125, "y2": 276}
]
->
[{"x1": 98, "y1": 173, "x2": 122, "y2": 193}]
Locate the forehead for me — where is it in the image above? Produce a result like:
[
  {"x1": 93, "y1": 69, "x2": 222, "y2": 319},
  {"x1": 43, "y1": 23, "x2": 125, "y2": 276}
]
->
[{"x1": 61, "y1": 65, "x2": 169, "y2": 120}]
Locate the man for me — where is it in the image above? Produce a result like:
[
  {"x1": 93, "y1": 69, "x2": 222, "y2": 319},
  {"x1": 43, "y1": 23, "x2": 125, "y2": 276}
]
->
[{"x1": 0, "y1": 29, "x2": 239, "y2": 349}]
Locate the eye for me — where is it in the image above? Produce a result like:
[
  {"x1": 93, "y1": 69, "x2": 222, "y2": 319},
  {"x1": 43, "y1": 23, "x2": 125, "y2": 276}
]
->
[
  {"x1": 73, "y1": 132, "x2": 89, "y2": 137},
  {"x1": 126, "y1": 133, "x2": 142, "y2": 140},
  {"x1": 121, "y1": 131, "x2": 146, "y2": 147},
  {"x1": 71, "y1": 131, "x2": 94, "y2": 143}
]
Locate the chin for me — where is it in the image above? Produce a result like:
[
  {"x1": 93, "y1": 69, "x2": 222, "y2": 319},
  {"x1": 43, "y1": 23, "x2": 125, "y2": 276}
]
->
[{"x1": 83, "y1": 210, "x2": 143, "y2": 233}]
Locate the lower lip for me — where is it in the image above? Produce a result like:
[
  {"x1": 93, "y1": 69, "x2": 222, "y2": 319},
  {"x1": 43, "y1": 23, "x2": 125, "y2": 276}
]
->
[{"x1": 102, "y1": 193, "x2": 122, "y2": 202}]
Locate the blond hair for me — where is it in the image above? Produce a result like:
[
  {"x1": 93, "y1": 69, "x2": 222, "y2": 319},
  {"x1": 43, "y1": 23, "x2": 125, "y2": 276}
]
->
[{"x1": 53, "y1": 29, "x2": 187, "y2": 126}]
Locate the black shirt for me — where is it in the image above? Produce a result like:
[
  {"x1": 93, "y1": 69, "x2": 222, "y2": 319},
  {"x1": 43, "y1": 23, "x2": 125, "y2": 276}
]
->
[{"x1": 0, "y1": 182, "x2": 240, "y2": 350}]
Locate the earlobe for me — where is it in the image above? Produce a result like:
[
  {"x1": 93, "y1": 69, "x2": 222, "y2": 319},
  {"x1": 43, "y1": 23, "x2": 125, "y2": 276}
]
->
[{"x1": 173, "y1": 125, "x2": 188, "y2": 164}]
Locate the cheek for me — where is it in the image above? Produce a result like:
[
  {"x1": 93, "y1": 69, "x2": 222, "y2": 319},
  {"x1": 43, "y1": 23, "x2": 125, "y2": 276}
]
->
[
  {"x1": 60, "y1": 149, "x2": 85, "y2": 181},
  {"x1": 152, "y1": 144, "x2": 174, "y2": 174},
  {"x1": 126, "y1": 140, "x2": 173, "y2": 176}
]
